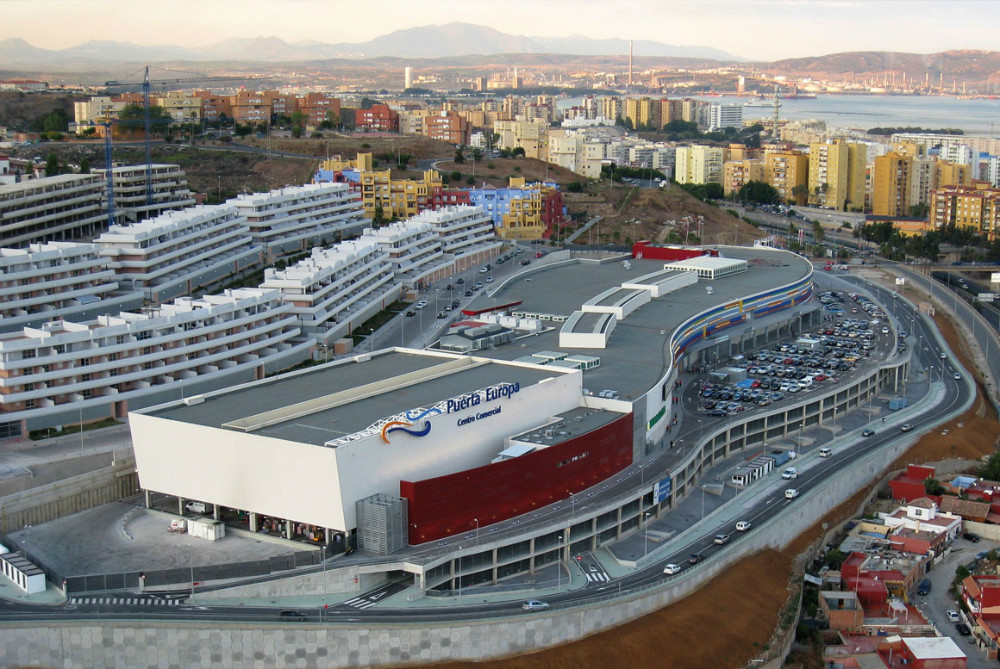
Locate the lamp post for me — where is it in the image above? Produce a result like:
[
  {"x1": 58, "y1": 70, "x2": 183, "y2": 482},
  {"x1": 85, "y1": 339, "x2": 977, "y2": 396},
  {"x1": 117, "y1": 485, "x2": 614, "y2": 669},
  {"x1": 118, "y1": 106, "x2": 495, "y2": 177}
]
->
[
  {"x1": 643, "y1": 511, "x2": 651, "y2": 564},
  {"x1": 473, "y1": 517, "x2": 479, "y2": 549},
  {"x1": 557, "y1": 535, "x2": 563, "y2": 590},
  {"x1": 78, "y1": 397, "x2": 85, "y2": 456}
]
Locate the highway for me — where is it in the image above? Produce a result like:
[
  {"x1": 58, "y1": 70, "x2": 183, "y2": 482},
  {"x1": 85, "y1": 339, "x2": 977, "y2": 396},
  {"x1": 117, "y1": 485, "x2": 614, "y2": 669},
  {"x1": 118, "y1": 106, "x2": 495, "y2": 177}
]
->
[{"x1": 0, "y1": 273, "x2": 972, "y2": 624}]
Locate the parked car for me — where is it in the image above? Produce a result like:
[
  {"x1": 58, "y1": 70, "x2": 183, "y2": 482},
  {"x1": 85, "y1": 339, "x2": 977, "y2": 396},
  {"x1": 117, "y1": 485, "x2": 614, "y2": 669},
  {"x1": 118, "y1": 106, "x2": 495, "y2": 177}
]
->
[
  {"x1": 522, "y1": 599, "x2": 549, "y2": 611},
  {"x1": 916, "y1": 579, "x2": 931, "y2": 595},
  {"x1": 956, "y1": 623, "x2": 971, "y2": 636},
  {"x1": 963, "y1": 532, "x2": 981, "y2": 543},
  {"x1": 946, "y1": 610, "x2": 960, "y2": 622},
  {"x1": 663, "y1": 563, "x2": 683, "y2": 575}
]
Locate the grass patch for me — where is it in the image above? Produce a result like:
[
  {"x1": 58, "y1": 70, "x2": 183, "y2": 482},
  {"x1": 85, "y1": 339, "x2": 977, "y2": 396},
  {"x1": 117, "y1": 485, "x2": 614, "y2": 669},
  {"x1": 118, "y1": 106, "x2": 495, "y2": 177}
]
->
[{"x1": 30, "y1": 417, "x2": 121, "y2": 441}]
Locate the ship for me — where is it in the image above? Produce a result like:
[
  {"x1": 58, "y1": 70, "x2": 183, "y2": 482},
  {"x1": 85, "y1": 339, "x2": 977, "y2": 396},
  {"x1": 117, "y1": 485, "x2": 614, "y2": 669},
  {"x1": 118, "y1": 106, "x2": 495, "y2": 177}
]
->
[{"x1": 744, "y1": 96, "x2": 781, "y2": 108}]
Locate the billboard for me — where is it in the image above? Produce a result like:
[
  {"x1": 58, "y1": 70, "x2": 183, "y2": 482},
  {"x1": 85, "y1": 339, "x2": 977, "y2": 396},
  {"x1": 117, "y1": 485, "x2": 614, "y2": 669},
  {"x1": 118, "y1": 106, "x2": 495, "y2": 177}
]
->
[{"x1": 654, "y1": 476, "x2": 673, "y2": 504}]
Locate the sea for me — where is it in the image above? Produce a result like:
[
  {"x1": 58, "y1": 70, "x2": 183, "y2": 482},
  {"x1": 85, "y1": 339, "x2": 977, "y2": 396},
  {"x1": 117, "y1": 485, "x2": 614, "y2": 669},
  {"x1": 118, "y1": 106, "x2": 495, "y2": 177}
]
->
[{"x1": 558, "y1": 94, "x2": 1000, "y2": 136}]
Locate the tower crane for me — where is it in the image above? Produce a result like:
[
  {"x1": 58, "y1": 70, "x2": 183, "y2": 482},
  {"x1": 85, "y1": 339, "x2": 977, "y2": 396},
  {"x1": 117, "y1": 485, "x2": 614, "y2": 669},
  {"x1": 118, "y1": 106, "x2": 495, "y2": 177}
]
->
[{"x1": 103, "y1": 66, "x2": 253, "y2": 209}]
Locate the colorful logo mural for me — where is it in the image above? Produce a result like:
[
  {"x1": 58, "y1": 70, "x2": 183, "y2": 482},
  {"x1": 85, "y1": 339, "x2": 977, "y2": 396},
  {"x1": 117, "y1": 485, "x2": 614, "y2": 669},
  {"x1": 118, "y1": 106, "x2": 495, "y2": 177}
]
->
[{"x1": 381, "y1": 407, "x2": 443, "y2": 444}]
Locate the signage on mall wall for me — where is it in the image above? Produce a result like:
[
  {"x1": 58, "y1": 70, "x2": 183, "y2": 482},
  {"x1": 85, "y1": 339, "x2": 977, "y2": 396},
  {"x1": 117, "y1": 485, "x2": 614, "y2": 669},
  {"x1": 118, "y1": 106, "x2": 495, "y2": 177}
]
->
[{"x1": 381, "y1": 382, "x2": 522, "y2": 443}]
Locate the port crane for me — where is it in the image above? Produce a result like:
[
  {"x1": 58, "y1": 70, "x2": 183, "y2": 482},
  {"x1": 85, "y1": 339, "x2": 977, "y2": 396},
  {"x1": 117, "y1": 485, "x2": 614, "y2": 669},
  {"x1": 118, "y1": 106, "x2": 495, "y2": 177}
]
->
[{"x1": 103, "y1": 66, "x2": 251, "y2": 209}]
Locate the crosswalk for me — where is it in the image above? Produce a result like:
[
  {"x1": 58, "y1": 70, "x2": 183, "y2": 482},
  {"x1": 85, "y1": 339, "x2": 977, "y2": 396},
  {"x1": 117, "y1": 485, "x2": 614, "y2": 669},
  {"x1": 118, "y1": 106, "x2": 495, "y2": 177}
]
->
[
  {"x1": 585, "y1": 571, "x2": 610, "y2": 583},
  {"x1": 68, "y1": 597, "x2": 181, "y2": 606},
  {"x1": 341, "y1": 596, "x2": 378, "y2": 610}
]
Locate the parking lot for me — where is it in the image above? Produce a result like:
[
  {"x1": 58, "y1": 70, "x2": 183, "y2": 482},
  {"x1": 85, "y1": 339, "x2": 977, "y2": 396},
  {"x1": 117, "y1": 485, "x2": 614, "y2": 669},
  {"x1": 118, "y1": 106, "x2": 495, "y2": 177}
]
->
[{"x1": 693, "y1": 290, "x2": 892, "y2": 419}]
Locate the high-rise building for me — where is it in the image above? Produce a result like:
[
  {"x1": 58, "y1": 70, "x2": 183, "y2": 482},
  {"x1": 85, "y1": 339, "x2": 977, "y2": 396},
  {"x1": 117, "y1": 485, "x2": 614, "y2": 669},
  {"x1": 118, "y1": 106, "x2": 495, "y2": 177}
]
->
[
  {"x1": 723, "y1": 159, "x2": 766, "y2": 197},
  {"x1": 765, "y1": 150, "x2": 809, "y2": 205},
  {"x1": 709, "y1": 104, "x2": 743, "y2": 132},
  {"x1": 930, "y1": 183, "x2": 1000, "y2": 240},
  {"x1": 872, "y1": 152, "x2": 912, "y2": 217},
  {"x1": 807, "y1": 140, "x2": 866, "y2": 211},
  {"x1": 675, "y1": 146, "x2": 724, "y2": 185},
  {"x1": 404, "y1": 67, "x2": 413, "y2": 90}
]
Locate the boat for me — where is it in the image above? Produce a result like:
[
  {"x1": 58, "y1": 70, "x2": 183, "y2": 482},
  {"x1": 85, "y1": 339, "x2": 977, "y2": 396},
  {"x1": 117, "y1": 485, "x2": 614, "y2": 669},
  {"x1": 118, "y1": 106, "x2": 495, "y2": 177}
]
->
[{"x1": 744, "y1": 97, "x2": 781, "y2": 108}]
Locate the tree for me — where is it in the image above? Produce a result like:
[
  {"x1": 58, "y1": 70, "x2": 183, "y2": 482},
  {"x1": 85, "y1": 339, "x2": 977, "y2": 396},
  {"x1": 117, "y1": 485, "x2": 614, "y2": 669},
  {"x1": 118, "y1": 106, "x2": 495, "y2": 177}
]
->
[
  {"x1": 42, "y1": 109, "x2": 69, "y2": 133},
  {"x1": 450, "y1": 170, "x2": 462, "y2": 182},
  {"x1": 79, "y1": 156, "x2": 90, "y2": 174},
  {"x1": 44, "y1": 153, "x2": 60, "y2": 177},
  {"x1": 737, "y1": 181, "x2": 779, "y2": 205},
  {"x1": 790, "y1": 184, "x2": 810, "y2": 205},
  {"x1": 291, "y1": 126, "x2": 304, "y2": 139},
  {"x1": 909, "y1": 203, "x2": 930, "y2": 219},
  {"x1": 511, "y1": 147, "x2": 526, "y2": 158},
  {"x1": 812, "y1": 221, "x2": 826, "y2": 243},
  {"x1": 566, "y1": 182, "x2": 584, "y2": 193},
  {"x1": 373, "y1": 202, "x2": 386, "y2": 226},
  {"x1": 979, "y1": 451, "x2": 1000, "y2": 481},
  {"x1": 454, "y1": 148, "x2": 465, "y2": 164},
  {"x1": 117, "y1": 103, "x2": 170, "y2": 135}
]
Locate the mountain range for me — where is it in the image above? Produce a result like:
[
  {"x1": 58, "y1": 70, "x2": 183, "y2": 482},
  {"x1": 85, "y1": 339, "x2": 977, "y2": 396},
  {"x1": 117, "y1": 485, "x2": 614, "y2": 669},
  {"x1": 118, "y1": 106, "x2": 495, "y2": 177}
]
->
[{"x1": 0, "y1": 23, "x2": 739, "y2": 68}]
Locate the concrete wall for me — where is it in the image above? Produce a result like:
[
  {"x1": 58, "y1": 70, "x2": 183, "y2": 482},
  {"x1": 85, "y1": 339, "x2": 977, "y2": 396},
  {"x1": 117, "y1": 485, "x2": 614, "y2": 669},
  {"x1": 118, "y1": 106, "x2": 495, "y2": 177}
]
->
[{"x1": 0, "y1": 458, "x2": 139, "y2": 535}]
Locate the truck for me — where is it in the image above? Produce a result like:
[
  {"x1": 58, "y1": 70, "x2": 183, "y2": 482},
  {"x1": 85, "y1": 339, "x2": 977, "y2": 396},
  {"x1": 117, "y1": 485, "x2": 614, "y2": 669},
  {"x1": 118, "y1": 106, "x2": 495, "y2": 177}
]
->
[{"x1": 888, "y1": 396, "x2": 910, "y2": 411}]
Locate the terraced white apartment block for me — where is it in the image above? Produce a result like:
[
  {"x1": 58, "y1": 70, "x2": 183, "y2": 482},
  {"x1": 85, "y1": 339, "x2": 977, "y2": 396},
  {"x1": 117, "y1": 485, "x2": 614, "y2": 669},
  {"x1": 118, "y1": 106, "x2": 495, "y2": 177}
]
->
[
  {"x1": 96, "y1": 204, "x2": 259, "y2": 302},
  {"x1": 0, "y1": 242, "x2": 140, "y2": 334},
  {"x1": 260, "y1": 240, "x2": 399, "y2": 344},
  {"x1": 361, "y1": 220, "x2": 451, "y2": 290},
  {"x1": 230, "y1": 183, "x2": 368, "y2": 261},
  {"x1": 416, "y1": 205, "x2": 502, "y2": 271},
  {"x1": 0, "y1": 287, "x2": 309, "y2": 439},
  {"x1": 0, "y1": 174, "x2": 106, "y2": 248}
]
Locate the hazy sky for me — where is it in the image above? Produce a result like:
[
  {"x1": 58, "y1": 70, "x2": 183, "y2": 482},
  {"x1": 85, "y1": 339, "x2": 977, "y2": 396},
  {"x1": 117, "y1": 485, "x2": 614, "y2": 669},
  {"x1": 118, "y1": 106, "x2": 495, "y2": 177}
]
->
[{"x1": 4, "y1": 0, "x2": 997, "y2": 61}]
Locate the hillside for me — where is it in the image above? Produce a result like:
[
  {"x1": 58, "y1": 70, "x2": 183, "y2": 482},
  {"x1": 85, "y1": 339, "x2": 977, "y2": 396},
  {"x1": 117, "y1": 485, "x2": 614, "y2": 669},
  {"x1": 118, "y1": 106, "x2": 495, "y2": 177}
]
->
[{"x1": 765, "y1": 49, "x2": 1000, "y2": 87}]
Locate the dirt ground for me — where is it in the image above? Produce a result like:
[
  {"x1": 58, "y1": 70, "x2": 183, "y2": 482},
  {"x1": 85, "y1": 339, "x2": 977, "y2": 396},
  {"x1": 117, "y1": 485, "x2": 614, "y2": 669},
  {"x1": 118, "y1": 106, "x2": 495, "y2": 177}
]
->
[{"x1": 418, "y1": 302, "x2": 998, "y2": 669}]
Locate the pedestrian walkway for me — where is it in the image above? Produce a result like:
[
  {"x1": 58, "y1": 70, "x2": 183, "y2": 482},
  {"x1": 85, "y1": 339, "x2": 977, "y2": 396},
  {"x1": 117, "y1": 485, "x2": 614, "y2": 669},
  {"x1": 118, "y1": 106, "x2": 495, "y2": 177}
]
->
[{"x1": 68, "y1": 596, "x2": 180, "y2": 606}]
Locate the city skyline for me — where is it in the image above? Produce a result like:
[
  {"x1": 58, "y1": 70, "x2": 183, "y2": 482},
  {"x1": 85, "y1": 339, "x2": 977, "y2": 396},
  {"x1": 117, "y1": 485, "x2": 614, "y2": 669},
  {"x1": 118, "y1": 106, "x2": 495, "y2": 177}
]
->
[{"x1": 3, "y1": 0, "x2": 999, "y2": 62}]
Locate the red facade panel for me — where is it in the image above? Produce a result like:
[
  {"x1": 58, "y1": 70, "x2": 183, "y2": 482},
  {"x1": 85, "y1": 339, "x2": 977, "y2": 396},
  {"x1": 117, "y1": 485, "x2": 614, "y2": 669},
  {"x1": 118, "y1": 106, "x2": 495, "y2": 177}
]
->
[
  {"x1": 401, "y1": 413, "x2": 633, "y2": 544},
  {"x1": 631, "y1": 241, "x2": 719, "y2": 261}
]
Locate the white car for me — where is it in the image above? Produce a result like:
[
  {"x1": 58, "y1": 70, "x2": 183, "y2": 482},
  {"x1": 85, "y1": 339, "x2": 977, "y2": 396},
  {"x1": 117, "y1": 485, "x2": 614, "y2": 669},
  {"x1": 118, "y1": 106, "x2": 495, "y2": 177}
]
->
[
  {"x1": 785, "y1": 488, "x2": 800, "y2": 499},
  {"x1": 947, "y1": 610, "x2": 960, "y2": 623},
  {"x1": 414, "y1": 300, "x2": 427, "y2": 310},
  {"x1": 663, "y1": 563, "x2": 683, "y2": 575},
  {"x1": 735, "y1": 521, "x2": 752, "y2": 532},
  {"x1": 953, "y1": 372, "x2": 962, "y2": 380},
  {"x1": 522, "y1": 599, "x2": 549, "y2": 611}
]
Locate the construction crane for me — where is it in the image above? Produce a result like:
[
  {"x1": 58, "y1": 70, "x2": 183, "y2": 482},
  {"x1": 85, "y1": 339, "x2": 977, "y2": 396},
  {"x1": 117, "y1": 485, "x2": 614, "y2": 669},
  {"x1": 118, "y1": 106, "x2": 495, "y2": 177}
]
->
[{"x1": 104, "y1": 66, "x2": 252, "y2": 209}]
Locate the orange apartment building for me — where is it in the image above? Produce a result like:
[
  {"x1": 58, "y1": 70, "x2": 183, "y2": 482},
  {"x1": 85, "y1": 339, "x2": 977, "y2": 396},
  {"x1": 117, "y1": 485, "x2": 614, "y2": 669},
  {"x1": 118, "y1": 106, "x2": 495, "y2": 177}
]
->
[
  {"x1": 298, "y1": 93, "x2": 341, "y2": 125},
  {"x1": 192, "y1": 90, "x2": 232, "y2": 123},
  {"x1": 930, "y1": 183, "x2": 1000, "y2": 240},
  {"x1": 423, "y1": 111, "x2": 470, "y2": 145}
]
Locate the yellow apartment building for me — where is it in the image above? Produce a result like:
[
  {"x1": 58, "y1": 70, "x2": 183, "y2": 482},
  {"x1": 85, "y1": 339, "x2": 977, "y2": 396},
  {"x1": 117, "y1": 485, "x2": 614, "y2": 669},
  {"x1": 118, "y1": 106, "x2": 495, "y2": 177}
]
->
[
  {"x1": 723, "y1": 159, "x2": 766, "y2": 197},
  {"x1": 765, "y1": 150, "x2": 809, "y2": 204},
  {"x1": 675, "y1": 145, "x2": 725, "y2": 185}
]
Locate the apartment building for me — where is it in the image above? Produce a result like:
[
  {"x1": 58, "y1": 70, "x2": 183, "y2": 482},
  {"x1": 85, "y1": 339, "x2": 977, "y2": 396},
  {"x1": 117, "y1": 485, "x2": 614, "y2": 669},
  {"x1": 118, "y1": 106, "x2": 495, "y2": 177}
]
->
[
  {"x1": 494, "y1": 119, "x2": 547, "y2": 159},
  {"x1": 417, "y1": 205, "x2": 502, "y2": 272},
  {"x1": 355, "y1": 105, "x2": 399, "y2": 133},
  {"x1": 361, "y1": 220, "x2": 450, "y2": 290},
  {"x1": 423, "y1": 111, "x2": 470, "y2": 145},
  {"x1": 872, "y1": 151, "x2": 913, "y2": 217},
  {"x1": 231, "y1": 90, "x2": 277, "y2": 124},
  {"x1": 0, "y1": 288, "x2": 308, "y2": 439},
  {"x1": 930, "y1": 184, "x2": 1000, "y2": 240},
  {"x1": 708, "y1": 104, "x2": 743, "y2": 131},
  {"x1": 0, "y1": 242, "x2": 141, "y2": 334},
  {"x1": 156, "y1": 92, "x2": 202, "y2": 123},
  {"x1": 398, "y1": 109, "x2": 435, "y2": 135},
  {"x1": 599, "y1": 96, "x2": 623, "y2": 122},
  {"x1": 297, "y1": 93, "x2": 341, "y2": 126},
  {"x1": 191, "y1": 90, "x2": 232, "y2": 123},
  {"x1": 96, "y1": 164, "x2": 195, "y2": 224},
  {"x1": 229, "y1": 183, "x2": 368, "y2": 261},
  {"x1": 260, "y1": 241, "x2": 399, "y2": 344},
  {"x1": 723, "y1": 159, "x2": 766, "y2": 197},
  {"x1": 765, "y1": 149, "x2": 809, "y2": 204},
  {"x1": 624, "y1": 97, "x2": 659, "y2": 129},
  {"x1": 0, "y1": 174, "x2": 107, "y2": 248},
  {"x1": 675, "y1": 145, "x2": 724, "y2": 185},
  {"x1": 468, "y1": 186, "x2": 546, "y2": 240},
  {"x1": 808, "y1": 140, "x2": 867, "y2": 211},
  {"x1": 354, "y1": 169, "x2": 443, "y2": 220},
  {"x1": 96, "y1": 205, "x2": 258, "y2": 303}
]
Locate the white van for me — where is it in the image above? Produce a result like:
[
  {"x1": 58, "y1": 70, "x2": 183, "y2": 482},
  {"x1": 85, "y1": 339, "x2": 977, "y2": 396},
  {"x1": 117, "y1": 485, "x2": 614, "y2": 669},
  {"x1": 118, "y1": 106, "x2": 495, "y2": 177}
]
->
[
  {"x1": 735, "y1": 521, "x2": 752, "y2": 532},
  {"x1": 819, "y1": 447, "x2": 832, "y2": 458},
  {"x1": 185, "y1": 501, "x2": 207, "y2": 514},
  {"x1": 781, "y1": 467, "x2": 798, "y2": 480}
]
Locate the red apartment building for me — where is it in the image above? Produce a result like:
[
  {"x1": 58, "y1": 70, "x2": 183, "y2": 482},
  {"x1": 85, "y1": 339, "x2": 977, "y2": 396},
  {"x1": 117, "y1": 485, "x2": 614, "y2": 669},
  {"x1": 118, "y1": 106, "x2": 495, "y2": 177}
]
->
[
  {"x1": 961, "y1": 574, "x2": 1000, "y2": 658},
  {"x1": 192, "y1": 90, "x2": 232, "y2": 123},
  {"x1": 355, "y1": 104, "x2": 399, "y2": 133}
]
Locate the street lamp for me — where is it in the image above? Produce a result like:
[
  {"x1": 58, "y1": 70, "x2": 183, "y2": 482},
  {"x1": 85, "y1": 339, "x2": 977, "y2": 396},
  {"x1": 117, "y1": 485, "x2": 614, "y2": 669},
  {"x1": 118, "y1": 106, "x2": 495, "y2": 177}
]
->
[
  {"x1": 643, "y1": 511, "x2": 651, "y2": 564},
  {"x1": 473, "y1": 517, "x2": 479, "y2": 549},
  {"x1": 557, "y1": 535, "x2": 563, "y2": 590}
]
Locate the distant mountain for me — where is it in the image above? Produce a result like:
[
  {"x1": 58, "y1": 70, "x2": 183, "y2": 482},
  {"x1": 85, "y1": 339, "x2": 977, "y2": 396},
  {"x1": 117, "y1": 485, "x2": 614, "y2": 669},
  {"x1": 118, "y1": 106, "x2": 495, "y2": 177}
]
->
[
  {"x1": 764, "y1": 49, "x2": 1000, "y2": 84},
  {"x1": 0, "y1": 24, "x2": 741, "y2": 67}
]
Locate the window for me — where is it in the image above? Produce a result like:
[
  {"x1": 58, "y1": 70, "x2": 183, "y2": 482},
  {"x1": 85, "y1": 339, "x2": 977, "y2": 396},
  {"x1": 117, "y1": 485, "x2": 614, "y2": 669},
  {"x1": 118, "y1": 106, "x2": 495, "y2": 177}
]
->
[
  {"x1": 80, "y1": 357, "x2": 90, "y2": 366},
  {"x1": 81, "y1": 373, "x2": 91, "y2": 382},
  {"x1": 22, "y1": 350, "x2": 36, "y2": 360},
  {"x1": 108, "y1": 352, "x2": 118, "y2": 362}
]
